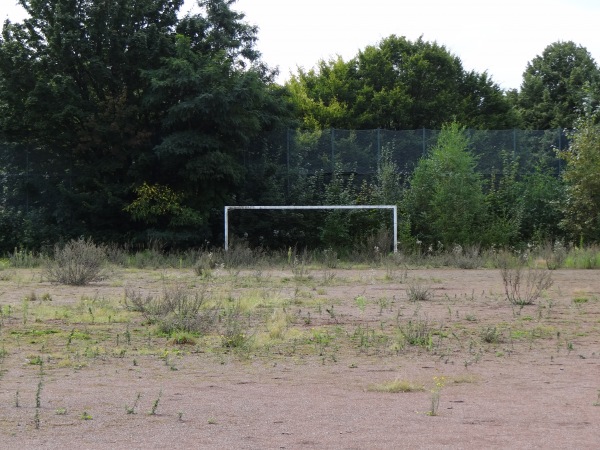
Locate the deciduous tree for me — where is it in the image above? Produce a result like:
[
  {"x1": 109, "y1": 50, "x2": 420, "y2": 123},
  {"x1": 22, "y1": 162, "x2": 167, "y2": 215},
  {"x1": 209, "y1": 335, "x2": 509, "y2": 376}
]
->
[{"x1": 517, "y1": 41, "x2": 600, "y2": 130}]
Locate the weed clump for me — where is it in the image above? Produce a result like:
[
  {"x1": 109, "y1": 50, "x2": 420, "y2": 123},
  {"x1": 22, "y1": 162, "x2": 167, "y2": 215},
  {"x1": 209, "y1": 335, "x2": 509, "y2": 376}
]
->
[
  {"x1": 406, "y1": 281, "x2": 433, "y2": 302},
  {"x1": 45, "y1": 237, "x2": 109, "y2": 285},
  {"x1": 498, "y1": 252, "x2": 553, "y2": 305},
  {"x1": 124, "y1": 285, "x2": 216, "y2": 335}
]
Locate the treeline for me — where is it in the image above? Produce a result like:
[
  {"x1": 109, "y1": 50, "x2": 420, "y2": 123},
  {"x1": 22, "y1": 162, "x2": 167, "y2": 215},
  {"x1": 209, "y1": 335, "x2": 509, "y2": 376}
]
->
[{"x1": 0, "y1": 0, "x2": 599, "y2": 252}]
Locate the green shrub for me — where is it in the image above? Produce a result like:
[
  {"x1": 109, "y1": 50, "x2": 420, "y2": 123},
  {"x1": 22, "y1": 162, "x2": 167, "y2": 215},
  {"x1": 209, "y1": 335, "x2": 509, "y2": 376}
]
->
[
  {"x1": 404, "y1": 122, "x2": 488, "y2": 248},
  {"x1": 45, "y1": 237, "x2": 109, "y2": 285},
  {"x1": 124, "y1": 285, "x2": 216, "y2": 334}
]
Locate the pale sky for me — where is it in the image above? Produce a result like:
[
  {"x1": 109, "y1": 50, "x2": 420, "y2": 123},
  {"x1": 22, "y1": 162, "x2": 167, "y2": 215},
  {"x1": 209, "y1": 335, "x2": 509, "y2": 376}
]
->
[{"x1": 3, "y1": 0, "x2": 600, "y2": 91}]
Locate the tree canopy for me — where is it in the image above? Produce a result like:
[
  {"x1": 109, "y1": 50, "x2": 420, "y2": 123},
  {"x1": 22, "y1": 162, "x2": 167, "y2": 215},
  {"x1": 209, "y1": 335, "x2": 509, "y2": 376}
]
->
[
  {"x1": 2, "y1": 3, "x2": 600, "y2": 251},
  {"x1": 0, "y1": 0, "x2": 290, "y2": 248},
  {"x1": 516, "y1": 41, "x2": 600, "y2": 129},
  {"x1": 286, "y1": 35, "x2": 517, "y2": 130}
]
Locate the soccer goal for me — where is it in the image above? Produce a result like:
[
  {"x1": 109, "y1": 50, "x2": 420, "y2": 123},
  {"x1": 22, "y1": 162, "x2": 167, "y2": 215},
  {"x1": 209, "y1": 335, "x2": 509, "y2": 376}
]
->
[{"x1": 224, "y1": 205, "x2": 398, "y2": 252}]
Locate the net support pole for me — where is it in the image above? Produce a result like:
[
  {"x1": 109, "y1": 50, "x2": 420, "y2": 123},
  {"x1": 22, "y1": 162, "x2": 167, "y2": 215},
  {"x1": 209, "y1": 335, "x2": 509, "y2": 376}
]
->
[{"x1": 225, "y1": 205, "x2": 398, "y2": 253}]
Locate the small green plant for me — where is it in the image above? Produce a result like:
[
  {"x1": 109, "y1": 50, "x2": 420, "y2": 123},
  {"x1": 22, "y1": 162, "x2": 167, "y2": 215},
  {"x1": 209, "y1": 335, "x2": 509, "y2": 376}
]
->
[
  {"x1": 291, "y1": 252, "x2": 309, "y2": 280},
  {"x1": 427, "y1": 376, "x2": 446, "y2": 416},
  {"x1": 354, "y1": 295, "x2": 367, "y2": 312},
  {"x1": 22, "y1": 298, "x2": 29, "y2": 325},
  {"x1": 34, "y1": 407, "x2": 41, "y2": 429},
  {"x1": 126, "y1": 393, "x2": 141, "y2": 414},
  {"x1": 149, "y1": 390, "x2": 162, "y2": 415},
  {"x1": 406, "y1": 281, "x2": 433, "y2": 302},
  {"x1": 35, "y1": 379, "x2": 43, "y2": 408},
  {"x1": 220, "y1": 302, "x2": 253, "y2": 352},
  {"x1": 9, "y1": 248, "x2": 41, "y2": 268},
  {"x1": 480, "y1": 326, "x2": 503, "y2": 344},
  {"x1": 193, "y1": 252, "x2": 217, "y2": 278},
  {"x1": 55, "y1": 407, "x2": 67, "y2": 415},
  {"x1": 593, "y1": 390, "x2": 600, "y2": 406},
  {"x1": 80, "y1": 411, "x2": 93, "y2": 420},
  {"x1": 397, "y1": 318, "x2": 435, "y2": 349}
]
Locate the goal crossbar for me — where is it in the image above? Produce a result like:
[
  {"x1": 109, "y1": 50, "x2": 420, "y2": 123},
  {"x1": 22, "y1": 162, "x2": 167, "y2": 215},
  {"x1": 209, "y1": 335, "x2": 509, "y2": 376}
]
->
[{"x1": 224, "y1": 205, "x2": 397, "y2": 252}]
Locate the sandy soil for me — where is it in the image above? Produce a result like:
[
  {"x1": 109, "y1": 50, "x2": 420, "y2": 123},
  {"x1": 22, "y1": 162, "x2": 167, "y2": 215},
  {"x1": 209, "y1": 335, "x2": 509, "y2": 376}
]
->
[{"x1": 0, "y1": 268, "x2": 599, "y2": 449}]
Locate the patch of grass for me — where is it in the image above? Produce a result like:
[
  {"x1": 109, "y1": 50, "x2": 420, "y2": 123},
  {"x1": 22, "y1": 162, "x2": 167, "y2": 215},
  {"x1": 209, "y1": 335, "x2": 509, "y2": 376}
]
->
[
  {"x1": 406, "y1": 281, "x2": 433, "y2": 302},
  {"x1": 564, "y1": 246, "x2": 600, "y2": 269},
  {"x1": 368, "y1": 379, "x2": 425, "y2": 393},
  {"x1": 266, "y1": 308, "x2": 290, "y2": 340},
  {"x1": 124, "y1": 284, "x2": 216, "y2": 334},
  {"x1": 395, "y1": 318, "x2": 436, "y2": 350},
  {"x1": 449, "y1": 374, "x2": 479, "y2": 384},
  {"x1": 480, "y1": 326, "x2": 503, "y2": 344},
  {"x1": 9, "y1": 248, "x2": 42, "y2": 268},
  {"x1": 169, "y1": 331, "x2": 197, "y2": 345}
]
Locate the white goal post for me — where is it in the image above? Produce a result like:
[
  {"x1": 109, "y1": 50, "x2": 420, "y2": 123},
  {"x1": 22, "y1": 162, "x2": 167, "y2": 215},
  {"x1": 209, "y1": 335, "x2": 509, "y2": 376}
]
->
[{"x1": 224, "y1": 205, "x2": 398, "y2": 253}]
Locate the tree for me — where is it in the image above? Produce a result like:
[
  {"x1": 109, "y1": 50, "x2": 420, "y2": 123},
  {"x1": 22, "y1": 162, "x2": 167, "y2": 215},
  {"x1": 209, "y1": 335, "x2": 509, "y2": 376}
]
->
[
  {"x1": 0, "y1": 0, "x2": 290, "y2": 247},
  {"x1": 404, "y1": 122, "x2": 488, "y2": 247},
  {"x1": 0, "y1": 0, "x2": 184, "y2": 245},
  {"x1": 141, "y1": 2, "x2": 290, "y2": 236},
  {"x1": 517, "y1": 41, "x2": 600, "y2": 130},
  {"x1": 559, "y1": 112, "x2": 600, "y2": 243},
  {"x1": 286, "y1": 35, "x2": 517, "y2": 130}
]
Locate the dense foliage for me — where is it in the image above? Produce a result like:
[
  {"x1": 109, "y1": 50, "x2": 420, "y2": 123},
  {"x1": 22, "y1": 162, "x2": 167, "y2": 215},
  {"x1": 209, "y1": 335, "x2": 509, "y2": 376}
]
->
[
  {"x1": 516, "y1": 41, "x2": 600, "y2": 130},
  {"x1": 1, "y1": 2, "x2": 600, "y2": 252},
  {"x1": 0, "y1": 0, "x2": 290, "y2": 249},
  {"x1": 286, "y1": 36, "x2": 518, "y2": 130}
]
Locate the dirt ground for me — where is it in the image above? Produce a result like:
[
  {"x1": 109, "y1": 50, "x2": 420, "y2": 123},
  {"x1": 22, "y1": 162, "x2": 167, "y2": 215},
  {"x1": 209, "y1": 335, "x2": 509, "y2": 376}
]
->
[{"x1": 0, "y1": 267, "x2": 599, "y2": 449}]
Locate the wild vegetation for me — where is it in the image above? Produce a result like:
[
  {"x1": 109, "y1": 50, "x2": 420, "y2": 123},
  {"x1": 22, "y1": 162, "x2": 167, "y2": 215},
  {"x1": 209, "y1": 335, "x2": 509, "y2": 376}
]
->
[{"x1": 0, "y1": 1, "x2": 600, "y2": 253}]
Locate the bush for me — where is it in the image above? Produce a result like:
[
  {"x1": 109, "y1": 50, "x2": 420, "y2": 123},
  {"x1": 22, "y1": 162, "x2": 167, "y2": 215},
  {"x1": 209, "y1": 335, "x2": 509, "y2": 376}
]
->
[
  {"x1": 124, "y1": 285, "x2": 216, "y2": 334},
  {"x1": 499, "y1": 254, "x2": 553, "y2": 306},
  {"x1": 45, "y1": 237, "x2": 109, "y2": 285}
]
